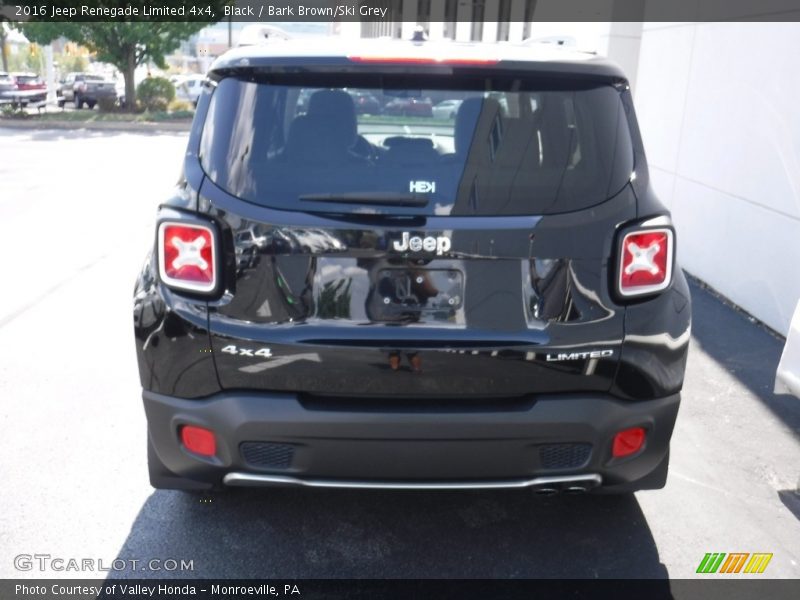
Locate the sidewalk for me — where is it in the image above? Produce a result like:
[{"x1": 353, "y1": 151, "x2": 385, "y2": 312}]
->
[
  {"x1": 0, "y1": 101, "x2": 192, "y2": 133},
  {"x1": 0, "y1": 117, "x2": 192, "y2": 133}
]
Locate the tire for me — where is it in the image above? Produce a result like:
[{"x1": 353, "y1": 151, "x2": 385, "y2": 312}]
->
[
  {"x1": 86, "y1": 100, "x2": 96, "y2": 110},
  {"x1": 57, "y1": 98, "x2": 65, "y2": 108}
]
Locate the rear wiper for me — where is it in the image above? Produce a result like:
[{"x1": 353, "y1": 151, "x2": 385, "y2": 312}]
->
[{"x1": 299, "y1": 192, "x2": 429, "y2": 207}]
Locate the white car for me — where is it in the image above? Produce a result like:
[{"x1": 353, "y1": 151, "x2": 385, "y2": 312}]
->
[
  {"x1": 775, "y1": 299, "x2": 800, "y2": 398},
  {"x1": 175, "y1": 75, "x2": 205, "y2": 107},
  {"x1": 432, "y1": 99, "x2": 463, "y2": 119}
]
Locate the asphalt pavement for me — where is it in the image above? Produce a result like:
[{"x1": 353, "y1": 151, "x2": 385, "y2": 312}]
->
[{"x1": 0, "y1": 127, "x2": 798, "y2": 580}]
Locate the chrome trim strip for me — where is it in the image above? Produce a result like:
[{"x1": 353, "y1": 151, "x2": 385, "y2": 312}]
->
[{"x1": 223, "y1": 472, "x2": 602, "y2": 490}]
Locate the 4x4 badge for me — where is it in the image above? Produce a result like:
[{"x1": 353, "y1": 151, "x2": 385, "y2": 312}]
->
[
  {"x1": 220, "y1": 345, "x2": 272, "y2": 358},
  {"x1": 392, "y1": 232, "x2": 451, "y2": 255}
]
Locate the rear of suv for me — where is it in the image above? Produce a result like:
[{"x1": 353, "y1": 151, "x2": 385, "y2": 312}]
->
[{"x1": 134, "y1": 40, "x2": 691, "y2": 494}]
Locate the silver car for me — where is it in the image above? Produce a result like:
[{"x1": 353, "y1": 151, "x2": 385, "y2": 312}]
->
[{"x1": 431, "y1": 99, "x2": 463, "y2": 119}]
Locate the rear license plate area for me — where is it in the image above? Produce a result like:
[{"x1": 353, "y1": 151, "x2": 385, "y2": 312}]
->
[{"x1": 377, "y1": 269, "x2": 463, "y2": 311}]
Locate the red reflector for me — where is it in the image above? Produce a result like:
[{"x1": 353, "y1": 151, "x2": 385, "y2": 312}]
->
[
  {"x1": 180, "y1": 425, "x2": 216, "y2": 457},
  {"x1": 348, "y1": 55, "x2": 499, "y2": 66},
  {"x1": 612, "y1": 427, "x2": 646, "y2": 458},
  {"x1": 618, "y1": 228, "x2": 673, "y2": 297},
  {"x1": 158, "y1": 222, "x2": 216, "y2": 293}
]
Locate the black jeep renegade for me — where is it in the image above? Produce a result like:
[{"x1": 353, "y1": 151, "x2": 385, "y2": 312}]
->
[{"x1": 134, "y1": 40, "x2": 691, "y2": 494}]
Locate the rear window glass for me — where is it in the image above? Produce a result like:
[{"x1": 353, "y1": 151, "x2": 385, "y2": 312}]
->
[{"x1": 200, "y1": 75, "x2": 633, "y2": 216}]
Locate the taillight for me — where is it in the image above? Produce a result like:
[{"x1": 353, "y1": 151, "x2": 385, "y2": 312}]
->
[
  {"x1": 157, "y1": 221, "x2": 217, "y2": 293},
  {"x1": 612, "y1": 427, "x2": 646, "y2": 458},
  {"x1": 617, "y1": 228, "x2": 674, "y2": 297},
  {"x1": 180, "y1": 425, "x2": 216, "y2": 457}
]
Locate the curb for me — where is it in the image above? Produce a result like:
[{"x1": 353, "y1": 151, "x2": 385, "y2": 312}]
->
[{"x1": 0, "y1": 118, "x2": 191, "y2": 133}]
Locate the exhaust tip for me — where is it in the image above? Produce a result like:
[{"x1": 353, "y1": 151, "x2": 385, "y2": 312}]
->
[
  {"x1": 534, "y1": 487, "x2": 560, "y2": 496},
  {"x1": 564, "y1": 485, "x2": 588, "y2": 494}
]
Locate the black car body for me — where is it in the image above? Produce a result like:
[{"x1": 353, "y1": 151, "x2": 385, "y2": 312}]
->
[{"x1": 134, "y1": 40, "x2": 691, "y2": 494}]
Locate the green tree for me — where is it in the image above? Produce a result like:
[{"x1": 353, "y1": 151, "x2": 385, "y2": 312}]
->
[{"x1": 16, "y1": 19, "x2": 219, "y2": 111}]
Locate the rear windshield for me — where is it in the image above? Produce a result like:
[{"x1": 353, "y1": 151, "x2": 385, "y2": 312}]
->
[{"x1": 200, "y1": 75, "x2": 633, "y2": 216}]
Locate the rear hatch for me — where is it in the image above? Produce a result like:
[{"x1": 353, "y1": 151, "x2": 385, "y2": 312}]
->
[
  {"x1": 196, "y1": 65, "x2": 636, "y2": 399},
  {"x1": 83, "y1": 75, "x2": 114, "y2": 96}
]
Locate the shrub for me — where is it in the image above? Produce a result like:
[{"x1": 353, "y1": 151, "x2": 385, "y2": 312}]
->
[
  {"x1": 97, "y1": 96, "x2": 118, "y2": 112},
  {"x1": 167, "y1": 98, "x2": 193, "y2": 113},
  {"x1": 136, "y1": 76, "x2": 175, "y2": 112},
  {"x1": 1, "y1": 103, "x2": 27, "y2": 118}
]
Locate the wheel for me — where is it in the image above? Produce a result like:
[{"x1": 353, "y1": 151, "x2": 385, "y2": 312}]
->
[
  {"x1": 75, "y1": 94, "x2": 84, "y2": 109},
  {"x1": 57, "y1": 98, "x2": 65, "y2": 108},
  {"x1": 86, "y1": 100, "x2": 96, "y2": 110}
]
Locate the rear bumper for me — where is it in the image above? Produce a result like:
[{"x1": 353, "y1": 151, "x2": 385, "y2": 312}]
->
[
  {"x1": 144, "y1": 390, "x2": 681, "y2": 492},
  {"x1": 84, "y1": 91, "x2": 117, "y2": 101}
]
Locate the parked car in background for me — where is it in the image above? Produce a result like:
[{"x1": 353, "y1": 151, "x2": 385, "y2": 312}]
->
[
  {"x1": 57, "y1": 73, "x2": 117, "y2": 109},
  {"x1": 0, "y1": 72, "x2": 15, "y2": 96},
  {"x1": 383, "y1": 96, "x2": 433, "y2": 117},
  {"x1": 432, "y1": 99, "x2": 463, "y2": 119},
  {"x1": 175, "y1": 75, "x2": 205, "y2": 107},
  {"x1": 1, "y1": 72, "x2": 47, "y2": 108},
  {"x1": 11, "y1": 72, "x2": 46, "y2": 91},
  {"x1": 347, "y1": 90, "x2": 382, "y2": 115}
]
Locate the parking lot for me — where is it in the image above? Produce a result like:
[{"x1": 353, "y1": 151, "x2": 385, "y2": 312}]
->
[{"x1": 0, "y1": 126, "x2": 798, "y2": 580}]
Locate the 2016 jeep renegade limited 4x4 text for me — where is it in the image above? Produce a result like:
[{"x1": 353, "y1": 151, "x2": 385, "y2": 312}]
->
[{"x1": 134, "y1": 40, "x2": 691, "y2": 494}]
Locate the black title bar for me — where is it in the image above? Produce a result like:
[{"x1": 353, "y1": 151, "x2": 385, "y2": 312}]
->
[
  {"x1": 4, "y1": 0, "x2": 800, "y2": 23},
  {"x1": 3, "y1": 579, "x2": 800, "y2": 600}
]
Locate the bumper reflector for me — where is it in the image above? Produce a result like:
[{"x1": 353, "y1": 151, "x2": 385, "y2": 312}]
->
[
  {"x1": 612, "y1": 427, "x2": 646, "y2": 458},
  {"x1": 180, "y1": 425, "x2": 216, "y2": 457}
]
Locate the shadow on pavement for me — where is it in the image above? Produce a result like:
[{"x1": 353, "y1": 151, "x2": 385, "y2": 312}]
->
[
  {"x1": 108, "y1": 487, "x2": 671, "y2": 581},
  {"x1": 687, "y1": 278, "x2": 800, "y2": 440}
]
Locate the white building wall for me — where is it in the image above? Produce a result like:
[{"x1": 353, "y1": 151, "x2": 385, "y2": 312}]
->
[{"x1": 634, "y1": 22, "x2": 800, "y2": 335}]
